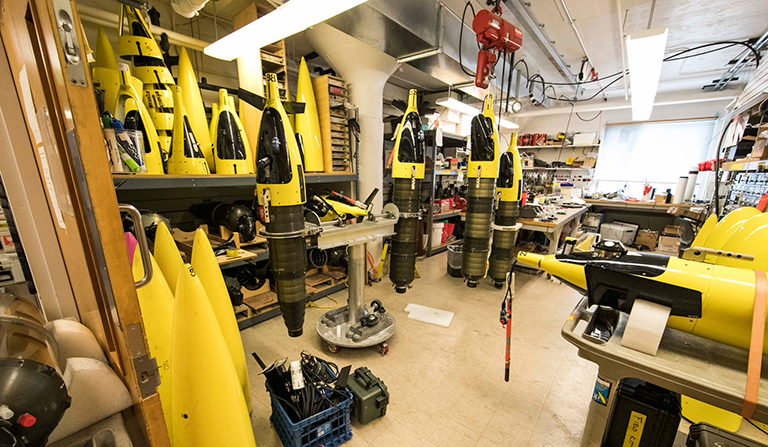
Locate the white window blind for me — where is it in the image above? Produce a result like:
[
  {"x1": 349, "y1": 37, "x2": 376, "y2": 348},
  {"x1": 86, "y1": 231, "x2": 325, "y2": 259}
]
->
[{"x1": 593, "y1": 119, "x2": 716, "y2": 198}]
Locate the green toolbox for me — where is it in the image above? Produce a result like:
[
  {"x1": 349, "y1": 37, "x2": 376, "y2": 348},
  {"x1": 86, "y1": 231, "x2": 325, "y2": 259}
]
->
[{"x1": 345, "y1": 367, "x2": 389, "y2": 424}]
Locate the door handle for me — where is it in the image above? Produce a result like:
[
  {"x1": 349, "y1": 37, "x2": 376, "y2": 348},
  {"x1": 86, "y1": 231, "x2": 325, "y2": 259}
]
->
[{"x1": 119, "y1": 204, "x2": 153, "y2": 288}]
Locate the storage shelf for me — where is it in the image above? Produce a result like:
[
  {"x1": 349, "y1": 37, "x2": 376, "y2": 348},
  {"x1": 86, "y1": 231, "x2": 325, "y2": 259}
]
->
[
  {"x1": 428, "y1": 239, "x2": 461, "y2": 256},
  {"x1": 523, "y1": 167, "x2": 594, "y2": 171},
  {"x1": 518, "y1": 144, "x2": 600, "y2": 149},
  {"x1": 112, "y1": 173, "x2": 356, "y2": 190},
  {"x1": 433, "y1": 211, "x2": 461, "y2": 219},
  {"x1": 237, "y1": 282, "x2": 346, "y2": 331},
  {"x1": 721, "y1": 158, "x2": 768, "y2": 172}
]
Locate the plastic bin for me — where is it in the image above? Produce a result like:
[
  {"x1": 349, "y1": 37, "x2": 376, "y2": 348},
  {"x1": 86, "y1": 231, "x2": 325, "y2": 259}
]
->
[
  {"x1": 266, "y1": 382, "x2": 353, "y2": 447},
  {"x1": 431, "y1": 223, "x2": 444, "y2": 248},
  {"x1": 447, "y1": 244, "x2": 463, "y2": 277},
  {"x1": 442, "y1": 223, "x2": 455, "y2": 243}
]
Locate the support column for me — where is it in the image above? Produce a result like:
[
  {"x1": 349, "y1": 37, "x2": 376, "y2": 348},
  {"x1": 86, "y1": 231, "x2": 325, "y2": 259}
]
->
[{"x1": 306, "y1": 24, "x2": 400, "y2": 257}]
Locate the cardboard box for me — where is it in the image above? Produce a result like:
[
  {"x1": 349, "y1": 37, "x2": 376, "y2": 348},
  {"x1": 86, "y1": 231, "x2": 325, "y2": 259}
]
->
[
  {"x1": 655, "y1": 193, "x2": 670, "y2": 204},
  {"x1": 573, "y1": 132, "x2": 596, "y2": 146},
  {"x1": 658, "y1": 235, "x2": 680, "y2": 253},
  {"x1": 634, "y1": 230, "x2": 659, "y2": 250},
  {"x1": 600, "y1": 221, "x2": 639, "y2": 245},
  {"x1": 752, "y1": 138, "x2": 768, "y2": 159},
  {"x1": 667, "y1": 206, "x2": 706, "y2": 221},
  {"x1": 583, "y1": 157, "x2": 597, "y2": 168},
  {"x1": 583, "y1": 212, "x2": 603, "y2": 227},
  {"x1": 662, "y1": 225, "x2": 682, "y2": 236}
]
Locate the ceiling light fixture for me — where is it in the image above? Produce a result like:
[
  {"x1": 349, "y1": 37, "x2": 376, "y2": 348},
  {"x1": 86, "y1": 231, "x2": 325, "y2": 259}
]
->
[
  {"x1": 626, "y1": 28, "x2": 668, "y2": 121},
  {"x1": 204, "y1": 0, "x2": 369, "y2": 61},
  {"x1": 437, "y1": 97, "x2": 518, "y2": 129},
  {"x1": 436, "y1": 97, "x2": 480, "y2": 117}
]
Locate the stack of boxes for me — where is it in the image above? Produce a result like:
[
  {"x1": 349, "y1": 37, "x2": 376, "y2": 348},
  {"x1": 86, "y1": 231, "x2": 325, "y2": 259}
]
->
[{"x1": 312, "y1": 75, "x2": 353, "y2": 173}]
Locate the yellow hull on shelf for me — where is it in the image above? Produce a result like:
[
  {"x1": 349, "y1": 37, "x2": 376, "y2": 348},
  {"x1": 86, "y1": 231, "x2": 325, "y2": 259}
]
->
[
  {"x1": 177, "y1": 48, "x2": 214, "y2": 172},
  {"x1": 190, "y1": 229, "x2": 251, "y2": 412},
  {"x1": 295, "y1": 57, "x2": 324, "y2": 172},
  {"x1": 166, "y1": 86, "x2": 210, "y2": 175},
  {"x1": 171, "y1": 265, "x2": 256, "y2": 447}
]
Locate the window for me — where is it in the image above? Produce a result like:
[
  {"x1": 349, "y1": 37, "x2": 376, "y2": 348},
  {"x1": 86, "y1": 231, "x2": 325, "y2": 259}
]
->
[{"x1": 592, "y1": 119, "x2": 716, "y2": 198}]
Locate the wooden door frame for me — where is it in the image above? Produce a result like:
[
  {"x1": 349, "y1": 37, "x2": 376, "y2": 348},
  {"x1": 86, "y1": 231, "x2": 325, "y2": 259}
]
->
[{"x1": 0, "y1": 0, "x2": 170, "y2": 445}]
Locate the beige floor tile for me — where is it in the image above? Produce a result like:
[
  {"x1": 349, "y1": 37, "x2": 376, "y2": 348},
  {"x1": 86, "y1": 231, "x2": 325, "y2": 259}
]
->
[
  {"x1": 447, "y1": 394, "x2": 498, "y2": 433},
  {"x1": 429, "y1": 417, "x2": 483, "y2": 446},
  {"x1": 240, "y1": 252, "x2": 590, "y2": 446}
]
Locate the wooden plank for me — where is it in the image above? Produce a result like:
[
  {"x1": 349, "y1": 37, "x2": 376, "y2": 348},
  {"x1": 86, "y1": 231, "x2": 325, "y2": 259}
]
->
[
  {"x1": 305, "y1": 272, "x2": 333, "y2": 287},
  {"x1": 243, "y1": 291, "x2": 278, "y2": 312},
  {"x1": 234, "y1": 3, "x2": 264, "y2": 165},
  {"x1": 312, "y1": 75, "x2": 336, "y2": 174}
]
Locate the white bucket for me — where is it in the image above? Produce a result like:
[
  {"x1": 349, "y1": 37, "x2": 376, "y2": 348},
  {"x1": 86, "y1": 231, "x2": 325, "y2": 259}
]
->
[{"x1": 432, "y1": 223, "x2": 445, "y2": 248}]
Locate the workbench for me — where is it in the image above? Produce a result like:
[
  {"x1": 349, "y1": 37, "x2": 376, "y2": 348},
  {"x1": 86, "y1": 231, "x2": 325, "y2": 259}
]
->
[
  {"x1": 518, "y1": 206, "x2": 588, "y2": 254},
  {"x1": 583, "y1": 199, "x2": 693, "y2": 234},
  {"x1": 563, "y1": 298, "x2": 768, "y2": 447}
]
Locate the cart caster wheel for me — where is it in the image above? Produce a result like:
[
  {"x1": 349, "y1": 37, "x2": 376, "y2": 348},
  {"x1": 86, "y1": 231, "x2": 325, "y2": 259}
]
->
[
  {"x1": 327, "y1": 343, "x2": 340, "y2": 354},
  {"x1": 377, "y1": 342, "x2": 389, "y2": 356}
]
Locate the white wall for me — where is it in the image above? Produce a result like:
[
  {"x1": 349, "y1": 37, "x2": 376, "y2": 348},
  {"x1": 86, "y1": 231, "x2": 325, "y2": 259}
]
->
[{"x1": 507, "y1": 99, "x2": 733, "y2": 198}]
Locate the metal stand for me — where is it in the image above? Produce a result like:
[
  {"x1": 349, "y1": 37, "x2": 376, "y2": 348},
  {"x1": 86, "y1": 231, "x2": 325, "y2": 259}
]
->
[{"x1": 312, "y1": 206, "x2": 399, "y2": 355}]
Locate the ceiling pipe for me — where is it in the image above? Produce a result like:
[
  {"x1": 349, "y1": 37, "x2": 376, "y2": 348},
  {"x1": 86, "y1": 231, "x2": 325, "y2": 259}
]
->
[
  {"x1": 616, "y1": 0, "x2": 629, "y2": 100},
  {"x1": 713, "y1": 28, "x2": 768, "y2": 90},
  {"x1": 504, "y1": 0, "x2": 578, "y2": 86},
  {"x1": 514, "y1": 91, "x2": 737, "y2": 117},
  {"x1": 76, "y1": 4, "x2": 211, "y2": 52},
  {"x1": 397, "y1": 3, "x2": 444, "y2": 64}
]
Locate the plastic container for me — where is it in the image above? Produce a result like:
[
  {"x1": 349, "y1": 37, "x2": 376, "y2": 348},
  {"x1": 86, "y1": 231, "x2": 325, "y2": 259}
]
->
[
  {"x1": 104, "y1": 128, "x2": 147, "y2": 174},
  {"x1": 447, "y1": 244, "x2": 463, "y2": 277},
  {"x1": 442, "y1": 223, "x2": 455, "y2": 243},
  {"x1": 266, "y1": 382, "x2": 353, "y2": 447},
  {"x1": 345, "y1": 367, "x2": 389, "y2": 425},
  {"x1": 431, "y1": 223, "x2": 444, "y2": 248},
  {"x1": 687, "y1": 423, "x2": 762, "y2": 446},
  {"x1": 604, "y1": 378, "x2": 680, "y2": 447}
]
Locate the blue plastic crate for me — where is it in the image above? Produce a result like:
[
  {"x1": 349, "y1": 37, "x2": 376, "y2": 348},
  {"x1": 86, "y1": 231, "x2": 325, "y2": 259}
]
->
[{"x1": 266, "y1": 382, "x2": 353, "y2": 447}]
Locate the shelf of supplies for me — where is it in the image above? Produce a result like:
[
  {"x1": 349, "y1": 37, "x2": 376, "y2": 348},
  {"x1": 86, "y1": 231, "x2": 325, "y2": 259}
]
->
[
  {"x1": 237, "y1": 282, "x2": 347, "y2": 331},
  {"x1": 113, "y1": 173, "x2": 356, "y2": 190},
  {"x1": 433, "y1": 211, "x2": 461, "y2": 219},
  {"x1": 721, "y1": 158, "x2": 768, "y2": 172},
  {"x1": 518, "y1": 144, "x2": 600, "y2": 149},
  {"x1": 522, "y1": 167, "x2": 594, "y2": 171},
  {"x1": 429, "y1": 238, "x2": 461, "y2": 256},
  {"x1": 434, "y1": 170, "x2": 464, "y2": 176}
]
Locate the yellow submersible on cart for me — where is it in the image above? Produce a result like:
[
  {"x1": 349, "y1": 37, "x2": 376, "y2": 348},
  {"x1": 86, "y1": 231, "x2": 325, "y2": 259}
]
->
[
  {"x1": 388, "y1": 89, "x2": 424, "y2": 293},
  {"x1": 516, "y1": 208, "x2": 768, "y2": 355},
  {"x1": 463, "y1": 94, "x2": 501, "y2": 287}
]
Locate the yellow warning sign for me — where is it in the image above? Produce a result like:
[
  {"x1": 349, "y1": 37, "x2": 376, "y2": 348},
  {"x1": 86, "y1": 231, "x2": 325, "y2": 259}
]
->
[{"x1": 622, "y1": 411, "x2": 646, "y2": 447}]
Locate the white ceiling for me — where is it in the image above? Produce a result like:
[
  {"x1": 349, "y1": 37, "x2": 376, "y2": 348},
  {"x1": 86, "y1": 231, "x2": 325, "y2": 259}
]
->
[{"x1": 527, "y1": 0, "x2": 768, "y2": 98}]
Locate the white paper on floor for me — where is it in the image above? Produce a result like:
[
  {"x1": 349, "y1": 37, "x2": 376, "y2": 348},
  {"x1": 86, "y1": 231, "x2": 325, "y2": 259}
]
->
[{"x1": 404, "y1": 304, "x2": 454, "y2": 327}]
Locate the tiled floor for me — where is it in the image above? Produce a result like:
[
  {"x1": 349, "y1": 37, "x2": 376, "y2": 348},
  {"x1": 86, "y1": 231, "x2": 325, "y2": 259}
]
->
[{"x1": 240, "y1": 252, "x2": 597, "y2": 447}]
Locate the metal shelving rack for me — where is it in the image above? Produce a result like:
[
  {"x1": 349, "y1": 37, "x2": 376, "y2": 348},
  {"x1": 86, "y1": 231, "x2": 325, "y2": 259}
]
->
[{"x1": 424, "y1": 130, "x2": 468, "y2": 257}]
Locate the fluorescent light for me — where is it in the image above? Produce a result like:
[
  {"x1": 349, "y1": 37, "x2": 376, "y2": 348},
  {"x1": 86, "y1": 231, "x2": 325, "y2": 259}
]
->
[
  {"x1": 204, "y1": 0, "x2": 369, "y2": 61},
  {"x1": 498, "y1": 118, "x2": 519, "y2": 129},
  {"x1": 626, "y1": 28, "x2": 668, "y2": 121},
  {"x1": 436, "y1": 97, "x2": 479, "y2": 117}
]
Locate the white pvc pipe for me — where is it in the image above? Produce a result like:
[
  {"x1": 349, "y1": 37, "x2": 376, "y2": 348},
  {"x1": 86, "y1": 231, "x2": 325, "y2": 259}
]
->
[
  {"x1": 514, "y1": 91, "x2": 737, "y2": 117},
  {"x1": 76, "y1": 4, "x2": 210, "y2": 52},
  {"x1": 306, "y1": 23, "x2": 400, "y2": 257}
]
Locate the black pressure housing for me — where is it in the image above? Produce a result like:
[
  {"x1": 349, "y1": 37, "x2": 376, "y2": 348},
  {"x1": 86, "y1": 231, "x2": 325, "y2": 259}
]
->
[
  {"x1": 488, "y1": 151, "x2": 521, "y2": 287},
  {"x1": 216, "y1": 110, "x2": 247, "y2": 162},
  {"x1": 388, "y1": 109, "x2": 424, "y2": 293},
  {"x1": 462, "y1": 178, "x2": 495, "y2": 286},
  {"x1": 390, "y1": 178, "x2": 422, "y2": 293},
  {"x1": 265, "y1": 204, "x2": 307, "y2": 337},
  {"x1": 488, "y1": 200, "x2": 519, "y2": 288}
]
